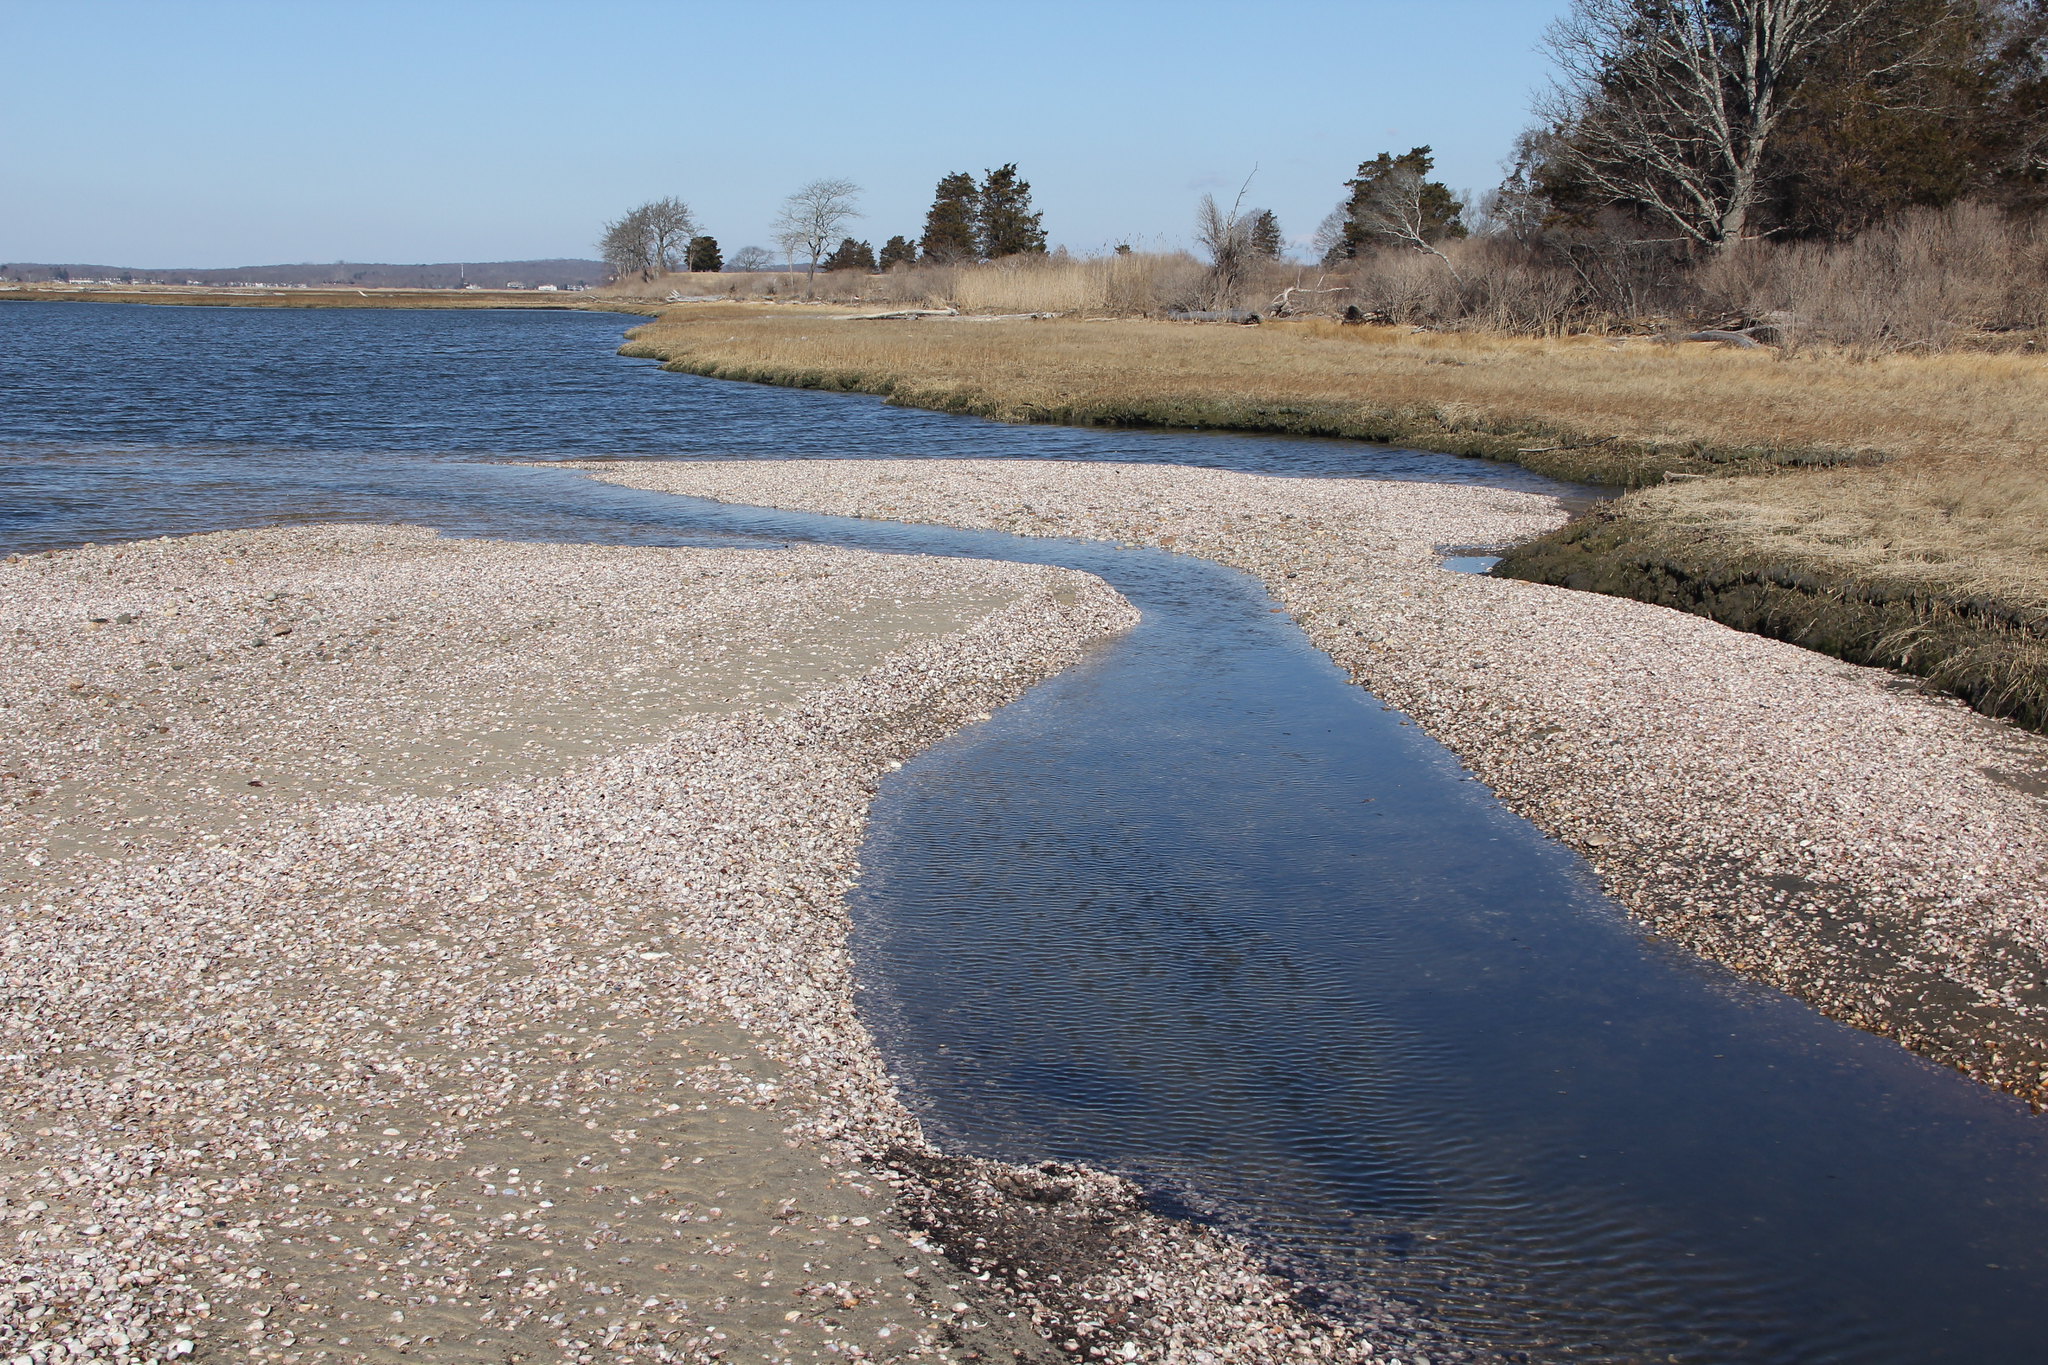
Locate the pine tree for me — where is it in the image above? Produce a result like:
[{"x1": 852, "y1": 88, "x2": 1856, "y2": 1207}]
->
[
  {"x1": 687, "y1": 235, "x2": 723, "y2": 273},
  {"x1": 822, "y1": 238, "x2": 878, "y2": 272},
  {"x1": 920, "y1": 172, "x2": 981, "y2": 263},
  {"x1": 1248, "y1": 209, "x2": 1284, "y2": 258},
  {"x1": 977, "y1": 164, "x2": 1047, "y2": 258},
  {"x1": 878, "y1": 235, "x2": 918, "y2": 270}
]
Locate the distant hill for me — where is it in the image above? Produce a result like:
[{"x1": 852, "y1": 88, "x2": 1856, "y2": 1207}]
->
[{"x1": 0, "y1": 259, "x2": 612, "y2": 290}]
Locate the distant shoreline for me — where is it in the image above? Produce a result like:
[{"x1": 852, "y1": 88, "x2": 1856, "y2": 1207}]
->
[{"x1": 0, "y1": 282, "x2": 656, "y2": 313}]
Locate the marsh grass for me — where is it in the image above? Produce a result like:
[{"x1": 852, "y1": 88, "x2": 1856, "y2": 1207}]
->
[
  {"x1": 623, "y1": 303, "x2": 2048, "y2": 721},
  {"x1": 601, "y1": 252, "x2": 1217, "y2": 315},
  {"x1": 620, "y1": 303, "x2": 2044, "y2": 485}
]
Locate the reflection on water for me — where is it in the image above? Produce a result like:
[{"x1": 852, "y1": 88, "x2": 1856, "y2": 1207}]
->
[{"x1": 5, "y1": 302, "x2": 2048, "y2": 1363}]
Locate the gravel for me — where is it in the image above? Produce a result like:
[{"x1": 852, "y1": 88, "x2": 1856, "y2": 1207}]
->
[
  {"x1": 566, "y1": 457, "x2": 2048, "y2": 1107},
  {"x1": 2, "y1": 522, "x2": 1414, "y2": 1365}
]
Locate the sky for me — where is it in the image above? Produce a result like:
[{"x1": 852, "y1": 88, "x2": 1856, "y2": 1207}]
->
[{"x1": 2, "y1": 0, "x2": 1574, "y2": 268}]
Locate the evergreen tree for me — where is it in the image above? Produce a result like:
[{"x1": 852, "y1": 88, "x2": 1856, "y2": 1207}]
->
[
  {"x1": 687, "y1": 235, "x2": 723, "y2": 273},
  {"x1": 1248, "y1": 209, "x2": 1284, "y2": 258},
  {"x1": 1335, "y1": 148, "x2": 1465, "y2": 260},
  {"x1": 878, "y1": 235, "x2": 919, "y2": 270},
  {"x1": 920, "y1": 172, "x2": 981, "y2": 263},
  {"x1": 822, "y1": 238, "x2": 878, "y2": 272},
  {"x1": 1754, "y1": 0, "x2": 2048, "y2": 237},
  {"x1": 977, "y1": 163, "x2": 1047, "y2": 258}
]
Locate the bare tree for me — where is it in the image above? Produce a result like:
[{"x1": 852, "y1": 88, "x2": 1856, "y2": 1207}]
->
[
  {"x1": 1538, "y1": 0, "x2": 1865, "y2": 252},
  {"x1": 729, "y1": 245, "x2": 775, "y2": 272},
  {"x1": 1195, "y1": 168, "x2": 1266, "y2": 308},
  {"x1": 772, "y1": 178, "x2": 863, "y2": 288},
  {"x1": 599, "y1": 197, "x2": 698, "y2": 281},
  {"x1": 1311, "y1": 208, "x2": 1351, "y2": 264},
  {"x1": 1348, "y1": 166, "x2": 1467, "y2": 282},
  {"x1": 599, "y1": 207, "x2": 653, "y2": 282},
  {"x1": 640, "y1": 197, "x2": 697, "y2": 274},
  {"x1": 1195, "y1": 192, "x2": 1256, "y2": 306}
]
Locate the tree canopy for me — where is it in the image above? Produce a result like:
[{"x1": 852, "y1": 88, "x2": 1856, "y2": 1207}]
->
[
  {"x1": 1325, "y1": 149, "x2": 1465, "y2": 264},
  {"x1": 822, "y1": 238, "x2": 878, "y2": 272},
  {"x1": 878, "y1": 235, "x2": 918, "y2": 270},
  {"x1": 686, "y1": 235, "x2": 723, "y2": 273},
  {"x1": 1518, "y1": 0, "x2": 2048, "y2": 249},
  {"x1": 772, "y1": 178, "x2": 863, "y2": 282},
  {"x1": 598, "y1": 197, "x2": 697, "y2": 280},
  {"x1": 977, "y1": 164, "x2": 1047, "y2": 258},
  {"x1": 920, "y1": 172, "x2": 980, "y2": 263},
  {"x1": 1248, "y1": 209, "x2": 1284, "y2": 259}
]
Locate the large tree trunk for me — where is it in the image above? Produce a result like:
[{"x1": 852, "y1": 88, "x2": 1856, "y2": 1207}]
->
[{"x1": 1543, "y1": 0, "x2": 1851, "y2": 251}]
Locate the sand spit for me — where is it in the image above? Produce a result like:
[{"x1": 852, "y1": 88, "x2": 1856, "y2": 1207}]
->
[
  {"x1": 565, "y1": 458, "x2": 2048, "y2": 1107},
  {"x1": 1, "y1": 525, "x2": 1407, "y2": 1365}
]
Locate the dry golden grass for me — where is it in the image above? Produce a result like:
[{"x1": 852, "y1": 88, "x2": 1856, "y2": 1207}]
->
[
  {"x1": 623, "y1": 303, "x2": 2048, "y2": 606},
  {"x1": 1635, "y1": 460, "x2": 2048, "y2": 608},
  {"x1": 624, "y1": 304, "x2": 2041, "y2": 462},
  {"x1": 601, "y1": 252, "x2": 1213, "y2": 315}
]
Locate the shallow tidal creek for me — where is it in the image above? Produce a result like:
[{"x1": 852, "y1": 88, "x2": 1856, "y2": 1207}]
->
[{"x1": 6, "y1": 302, "x2": 2048, "y2": 1363}]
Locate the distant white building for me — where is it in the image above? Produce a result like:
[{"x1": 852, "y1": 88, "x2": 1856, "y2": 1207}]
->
[{"x1": 536, "y1": 284, "x2": 558, "y2": 292}]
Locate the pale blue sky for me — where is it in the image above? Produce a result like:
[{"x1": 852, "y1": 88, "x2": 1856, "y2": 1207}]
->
[{"x1": 3, "y1": 0, "x2": 1571, "y2": 267}]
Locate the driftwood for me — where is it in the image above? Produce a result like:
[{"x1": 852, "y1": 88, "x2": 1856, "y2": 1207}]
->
[
  {"x1": 834, "y1": 307, "x2": 961, "y2": 321},
  {"x1": 835, "y1": 309, "x2": 1060, "y2": 323},
  {"x1": 1269, "y1": 282, "x2": 1347, "y2": 316},
  {"x1": 1659, "y1": 319, "x2": 1794, "y2": 348},
  {"x1": 1683, "y1": 329, "x2": 1766, "y2": 348}
]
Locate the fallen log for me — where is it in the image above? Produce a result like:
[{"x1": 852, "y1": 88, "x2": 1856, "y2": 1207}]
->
[
  {"x1": 834, "y1": 307, "x2": 962, "y2": 321},
  {"x1": 1683, "y1": 329, "x2": 1765, "y2": 348}
]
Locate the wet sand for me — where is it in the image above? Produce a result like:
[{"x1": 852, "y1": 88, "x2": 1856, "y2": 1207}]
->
[{"x1": 1, "y1": 525, "x2": 1162, "y2": 1364}]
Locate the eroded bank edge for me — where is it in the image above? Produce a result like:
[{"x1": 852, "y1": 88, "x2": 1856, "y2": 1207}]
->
[
  {"x1": 1493, "y1": 509, "x2": 2048, "y2": 736},
  {"x1": 618, "y1": 323, "x2": 2042, "y2": 736}
]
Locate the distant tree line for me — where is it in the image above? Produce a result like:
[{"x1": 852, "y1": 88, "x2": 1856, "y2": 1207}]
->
[{"x1": 595, "y1": 162, "x2": 1052, "y2": 284}]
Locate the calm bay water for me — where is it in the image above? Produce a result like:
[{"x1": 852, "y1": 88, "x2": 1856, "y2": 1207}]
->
[{"x1": 4, "y1": 301, "x2": 2046, "y2": 1363}]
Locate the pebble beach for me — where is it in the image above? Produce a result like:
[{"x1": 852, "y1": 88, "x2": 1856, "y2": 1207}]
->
[
  {"x1": 568, "y1": 458, "x2": 2048, "y2": 1105},
  {"x1": 13, "y1": 449, "x2": 2048, "y2": 1365},
  {"x1": 5, "y1": 524, "x2": 1407, "y2": 1365}
]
